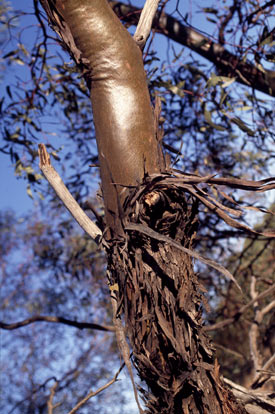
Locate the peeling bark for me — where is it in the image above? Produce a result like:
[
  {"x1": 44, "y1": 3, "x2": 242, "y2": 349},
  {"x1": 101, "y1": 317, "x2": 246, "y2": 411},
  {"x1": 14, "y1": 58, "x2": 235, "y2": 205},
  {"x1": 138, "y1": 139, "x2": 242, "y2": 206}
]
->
[{"x1": 107, "y1": 176, "x2": 248, "y2": 413}]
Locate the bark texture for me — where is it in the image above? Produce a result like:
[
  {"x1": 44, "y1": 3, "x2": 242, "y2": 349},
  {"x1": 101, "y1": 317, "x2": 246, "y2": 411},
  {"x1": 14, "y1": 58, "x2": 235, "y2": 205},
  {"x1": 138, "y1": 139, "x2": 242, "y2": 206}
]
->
[{"x1": 107, "y1": 174, "x2": 247, "y2": 413}]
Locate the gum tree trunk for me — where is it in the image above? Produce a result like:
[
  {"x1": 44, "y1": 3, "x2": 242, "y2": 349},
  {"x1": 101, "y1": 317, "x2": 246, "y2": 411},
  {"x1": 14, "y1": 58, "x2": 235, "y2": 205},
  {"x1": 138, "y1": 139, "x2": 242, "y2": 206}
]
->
[{"x1": 40, "y1": 1, "x2": 248, "y2": 412}]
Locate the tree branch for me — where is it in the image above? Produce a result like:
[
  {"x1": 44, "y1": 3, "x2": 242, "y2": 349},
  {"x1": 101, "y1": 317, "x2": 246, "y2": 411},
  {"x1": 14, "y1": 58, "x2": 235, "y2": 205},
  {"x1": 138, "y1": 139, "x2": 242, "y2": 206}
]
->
[
  {"x1": 0, "y1": 315, "x2": 115, "y2": 332},
  {"x1": 133, "y1": 0, "x2": 161, "y2": 49},
  {"x1": 204, "y1": 284, "x2": 275, "y2": 332},
  {"x1": 38, "y1": 144, "x2": 102, "y2": 244},
  {"x1": 67, "y1": 362, "x2": 125, "y2": 414},
  {"x1": 111, "y1": 1, "x2": 275, "y2": 96},
  {"x1": 47, "y1": 382, "x2": 60, "y2": 414},
  {"x1": 224, "y1": 377, "x2": 275, "y2": 414}
]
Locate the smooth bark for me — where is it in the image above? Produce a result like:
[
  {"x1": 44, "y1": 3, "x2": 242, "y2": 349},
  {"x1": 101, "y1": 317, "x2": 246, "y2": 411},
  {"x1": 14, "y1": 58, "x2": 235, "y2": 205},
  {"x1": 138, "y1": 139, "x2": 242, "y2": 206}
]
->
[{"x1": 41, "y1": 0, "x2": 160, "y2": 232}]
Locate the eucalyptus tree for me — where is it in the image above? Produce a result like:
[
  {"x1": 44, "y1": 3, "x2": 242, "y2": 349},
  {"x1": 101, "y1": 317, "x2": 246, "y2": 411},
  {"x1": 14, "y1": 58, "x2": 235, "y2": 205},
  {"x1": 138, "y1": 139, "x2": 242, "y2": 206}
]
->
[{"x1": 1, "y1": 1, "x2": 274, "y2": 413}]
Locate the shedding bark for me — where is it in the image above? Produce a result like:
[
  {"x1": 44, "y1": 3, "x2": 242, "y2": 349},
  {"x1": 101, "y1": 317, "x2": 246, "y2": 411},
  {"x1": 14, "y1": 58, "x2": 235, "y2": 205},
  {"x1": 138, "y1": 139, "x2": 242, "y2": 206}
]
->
[{"x1": 107, "y1": 175, "x2": 247, "y2": 413}]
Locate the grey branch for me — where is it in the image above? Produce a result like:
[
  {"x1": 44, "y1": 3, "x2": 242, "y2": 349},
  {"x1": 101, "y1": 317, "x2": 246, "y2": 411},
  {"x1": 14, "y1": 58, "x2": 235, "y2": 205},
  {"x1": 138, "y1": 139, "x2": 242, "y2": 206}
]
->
[
  {"x1": 224, "y1": 377, "x2": 275, "y2": 414},
  {"x1": 133, "y1": 0, "x2": 161, "y2": 48},
  {"x1": 67, "y1": 363, "x2": 125, "y2": 414},
  {"x1": 38, "y1": 144, "x2": 102, "y2": 244}
]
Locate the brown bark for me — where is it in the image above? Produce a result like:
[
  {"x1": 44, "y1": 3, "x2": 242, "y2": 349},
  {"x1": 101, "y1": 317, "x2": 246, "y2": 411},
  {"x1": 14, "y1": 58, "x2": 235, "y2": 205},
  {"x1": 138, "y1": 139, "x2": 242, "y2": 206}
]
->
[
  {"x1": 111, "y1": 1, "x2": 275, "y2": 97},
  {"x1": 108, "y1": 178, "x2": 247, "y2": 413}
]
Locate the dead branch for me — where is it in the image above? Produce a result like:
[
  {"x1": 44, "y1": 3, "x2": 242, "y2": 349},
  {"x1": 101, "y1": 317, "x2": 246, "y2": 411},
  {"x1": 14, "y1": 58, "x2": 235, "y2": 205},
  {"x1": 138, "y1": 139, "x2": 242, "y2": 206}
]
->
[
  {"x1": 38, "y1": 144, "x2": 102, "y2": 244},
  {"x1": 0, "y1": 315, "x2": 115, "y2": 332},
  {"x1": 133, "y1": 0, "x2": 161, "y2": 48},
  {"x1": 67, "y1": 363, "x2": 125, "y2": 414}
]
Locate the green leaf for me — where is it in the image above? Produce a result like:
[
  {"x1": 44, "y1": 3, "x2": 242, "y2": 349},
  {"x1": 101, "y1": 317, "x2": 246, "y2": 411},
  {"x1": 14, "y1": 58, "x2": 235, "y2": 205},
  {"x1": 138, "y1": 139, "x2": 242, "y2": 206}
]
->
[
  {"x1": 26, "y1": 184, "x2": 33, "y2": 199},
  {"x1": 231, "y1": 117, "x2": 255, "y2": 136},
  {"x1": 204, "y1": 107, "x2": 226, "y2": 131},
  {"x1": 206, "y1": 74, "x2": 235, "y2": 89}
]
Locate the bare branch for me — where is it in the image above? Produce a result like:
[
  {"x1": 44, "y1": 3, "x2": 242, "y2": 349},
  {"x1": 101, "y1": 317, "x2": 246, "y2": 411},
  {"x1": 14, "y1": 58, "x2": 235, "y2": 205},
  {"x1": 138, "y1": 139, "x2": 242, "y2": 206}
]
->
[
  {"x1": 38, "y1": 144, "x2": 102, "y2": 244},
  {"x1": 67, "y1": 363, "x2": 125, "y2": 414},
  {"x1": 47, "y1": 382, "x2": 60, "y2": 414},
  {"x1": 205, "y1": 284, "x2": 275, "y2": 332},
  {"x1": 262, "y1": 353, "x2": 275, "y2": 372},
  {"x1": 0, "y1": 315, "x2": 115, "y2": 332},
  {"x1": 111, "y1": 2, "x2": 275, "y2": 96},
  {"x1": 133, "y1": 0, "x2": 160, "y2": 48},
  {"x1": 251, "y1": 353, "x2": 275, "y2": 390},
  {"x1": 249, "y1": 276, "x2": 261, "y2": 376},
  {"x1": 261, "y1": 300, "x2": 275, "y2": 316},
  {"x1": 224, "y1": 377, "x2": 275, "y2": 414}
]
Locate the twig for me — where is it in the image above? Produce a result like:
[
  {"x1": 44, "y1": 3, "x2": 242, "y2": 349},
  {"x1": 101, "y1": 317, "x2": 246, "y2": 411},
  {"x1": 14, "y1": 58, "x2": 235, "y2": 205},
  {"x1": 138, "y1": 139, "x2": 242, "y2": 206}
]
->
[
  {"x1": 0, "y1": 315, "x2": 115, "y2": 332},
  {"x1": 204, "y1": 284, "x2": 275, "y2": 332},
  {"x1": 67, "y1": 363, "x2": 125, "y2": 414},
  {"x1": 38, "y1": 144, "x2": 102, "y2": 244},
  {"x1": 47, "y1": 382, "x2": 60, "y2": 414},
  {"x1": 133, "y1": 0, "x2": 161, "y2": 48},
  {"x1": 249, "y1": 276, "x2": 261, "y2": 376}
]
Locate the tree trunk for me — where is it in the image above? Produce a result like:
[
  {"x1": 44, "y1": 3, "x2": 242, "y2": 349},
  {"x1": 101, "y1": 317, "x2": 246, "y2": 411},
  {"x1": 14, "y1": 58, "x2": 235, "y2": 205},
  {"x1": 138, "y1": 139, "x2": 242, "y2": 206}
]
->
[
  {"x1": 40, "y1": 1, "x2": 248, "y2": 412},
  {"x1": 41, "y1": 0, "x2": 160, "y2": 233},
  {"x1": 108, "y1": 177, "x2": 247, "y2": 413}
]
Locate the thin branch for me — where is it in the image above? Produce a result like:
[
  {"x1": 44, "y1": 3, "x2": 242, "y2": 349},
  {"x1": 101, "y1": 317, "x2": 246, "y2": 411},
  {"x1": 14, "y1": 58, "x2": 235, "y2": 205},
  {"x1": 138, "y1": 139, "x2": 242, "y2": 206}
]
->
[
  {"x1": 133, "y1": 0, "x2": 161, "y2": 48},
  {"x1": 249, "y1": 276, "x2": 261, "y2": 375},
  {"x1": 38, "y1": 144, "x2": 102, "y2": 244},
  {"x1": 251, "y1": 353, "x2": 275, "y2": 390},
  {"x1": 111, "y1": 2, "x2": 275, "y2": 96},
  {"x1": 67, "y1": 363, "x2": 125, "y2": 414},
  {"x1": 47, "y1": 382, "x2": 60, "y2": 414},
  {"x1": 224, "y1": 377, "x2": 275, "y2": 414},
  {"x1": 261, "y1": 300, "x2": 275, "y2": 316},
  {"x1": 0, "y1": 315, "x2": 115, "y2": 332},
  {"x1": 204, "y1": 284, "x2": 275, "y2": 332},
  {"x1": 262, "y1": 353, "x2": 275, "y2": 372}
]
